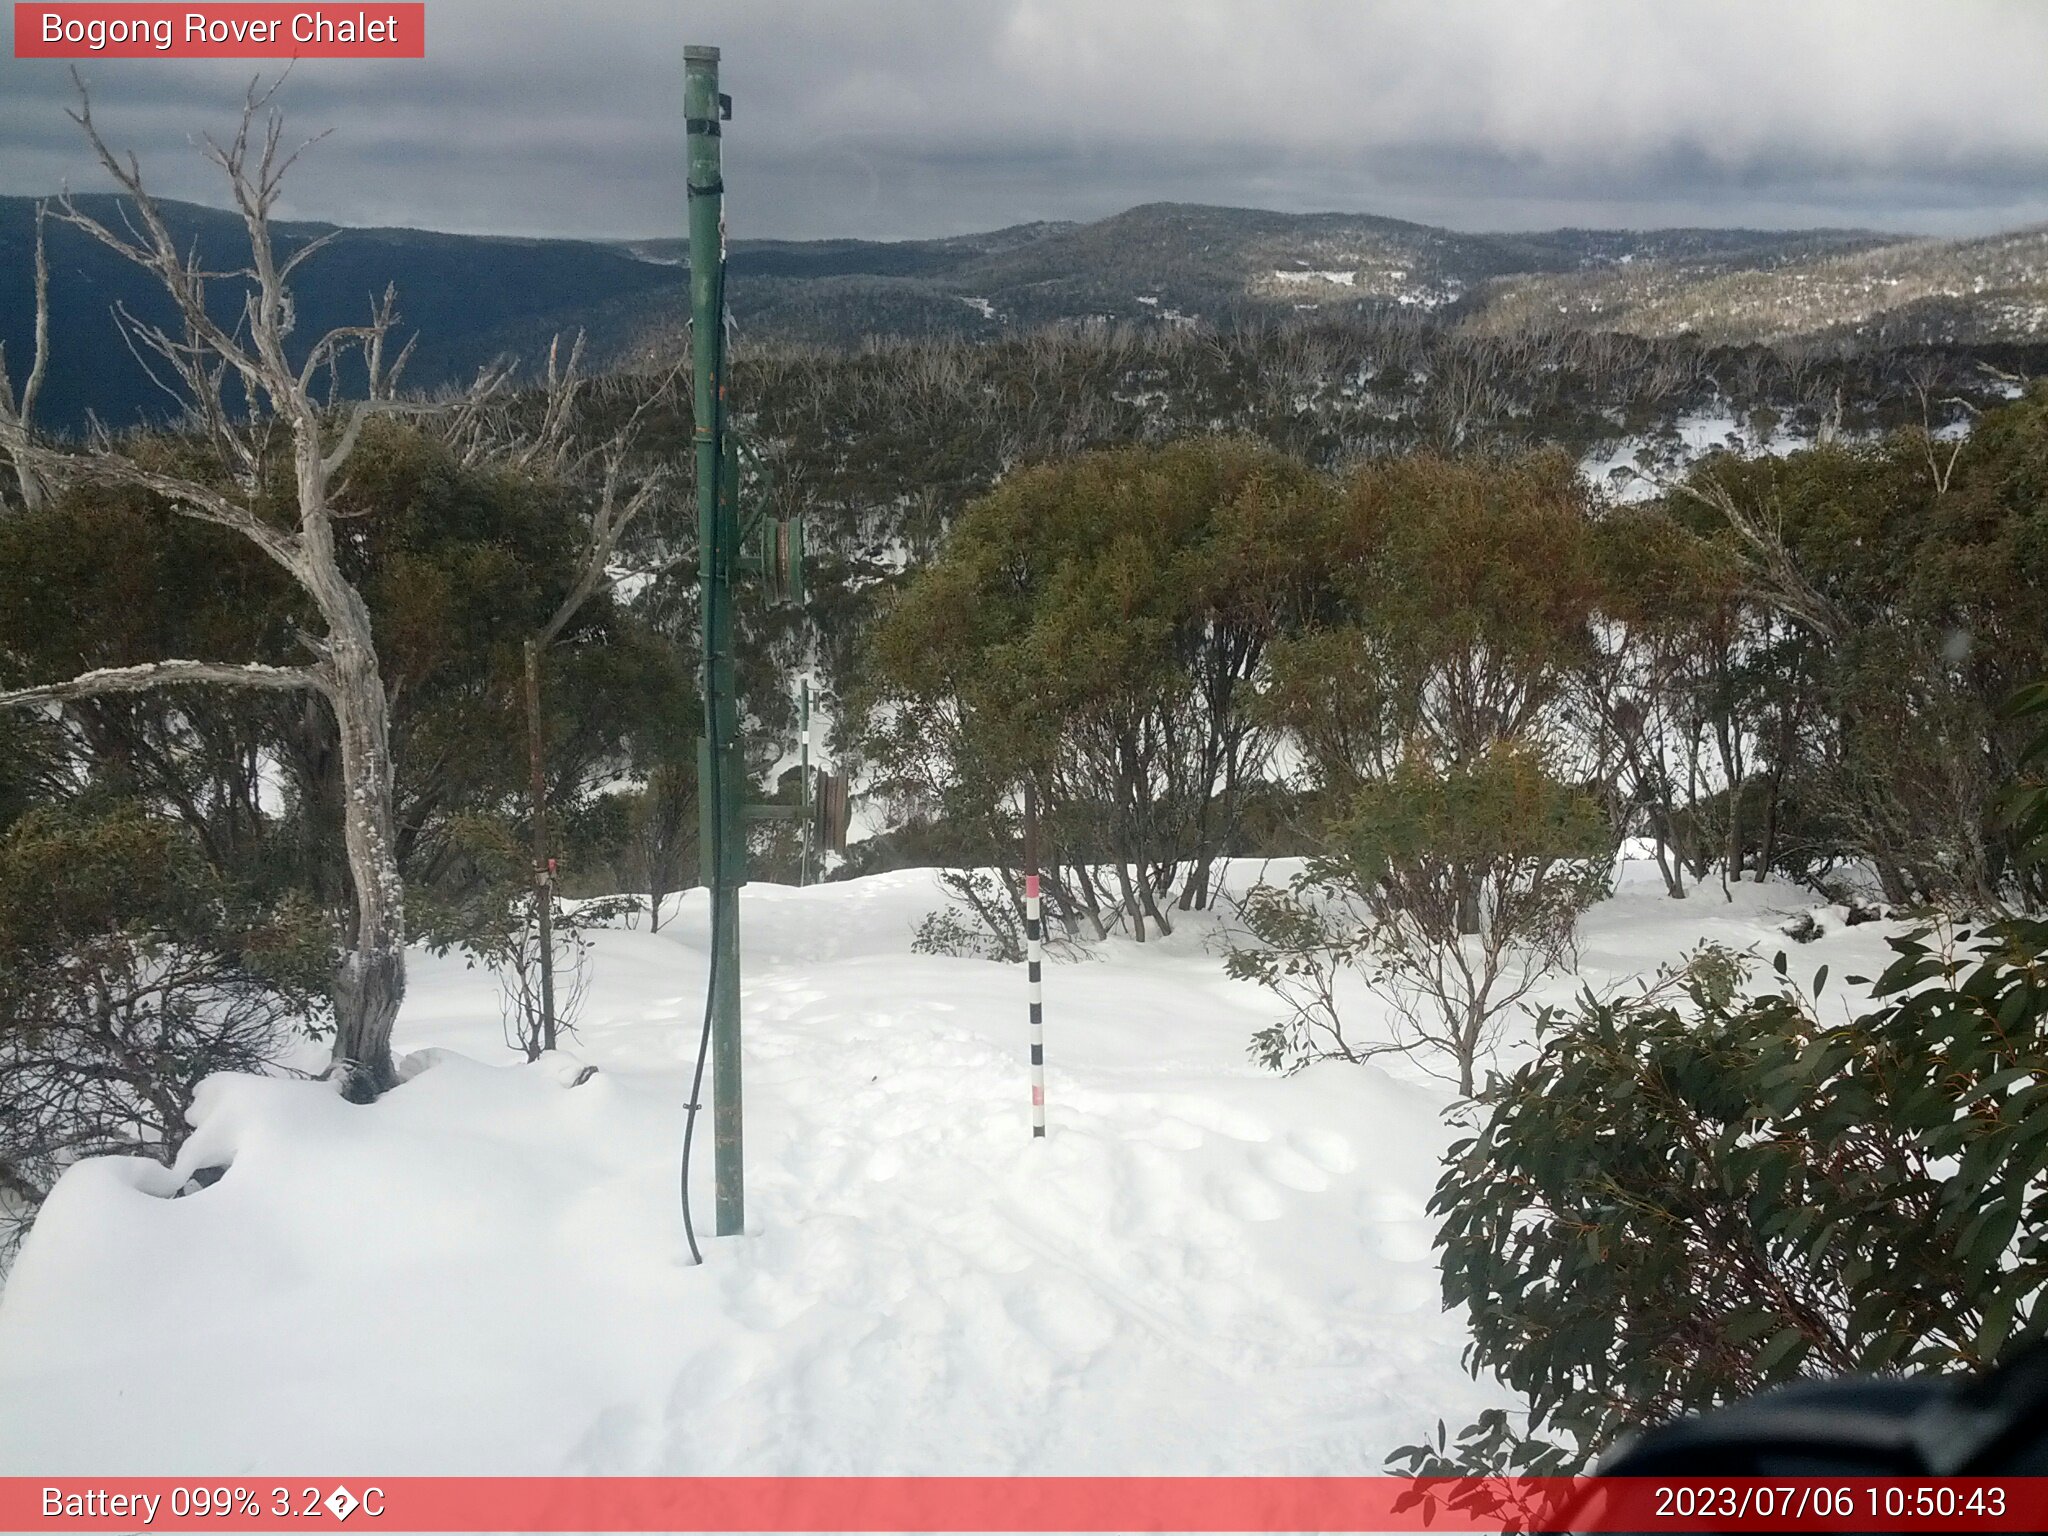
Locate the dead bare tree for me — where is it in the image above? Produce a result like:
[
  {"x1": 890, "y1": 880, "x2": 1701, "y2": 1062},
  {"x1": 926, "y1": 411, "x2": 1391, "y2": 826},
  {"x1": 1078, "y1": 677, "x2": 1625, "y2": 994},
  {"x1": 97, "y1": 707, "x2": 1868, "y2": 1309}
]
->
[
  {"x1": 0, "y1": 201, "x2": 51, "y2": 513},
  {"x1": 1902, "y1": 357, "x2": 1977, "y2": 496},
  {"x1": 509, "y1": 351, "x2": 672, "y2": 1056},
  {"x1": 0, "y1": 76, "x2": 460, "y2": 1099}
]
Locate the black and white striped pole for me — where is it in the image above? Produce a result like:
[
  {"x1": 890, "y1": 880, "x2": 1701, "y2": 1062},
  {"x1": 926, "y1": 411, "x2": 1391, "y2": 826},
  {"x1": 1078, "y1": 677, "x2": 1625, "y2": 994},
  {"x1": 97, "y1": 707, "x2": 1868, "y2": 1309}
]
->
[{"x1": 1024, "y1": 779, "x2": 1046, "y2": 1138}]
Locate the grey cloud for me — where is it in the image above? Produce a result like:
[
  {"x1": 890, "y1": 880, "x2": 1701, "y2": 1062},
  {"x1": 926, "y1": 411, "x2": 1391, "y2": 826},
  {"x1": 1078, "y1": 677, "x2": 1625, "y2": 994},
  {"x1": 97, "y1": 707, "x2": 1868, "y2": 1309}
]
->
[{"x1": 2, "y1": 0, "x2": 2044, "y2": 240}]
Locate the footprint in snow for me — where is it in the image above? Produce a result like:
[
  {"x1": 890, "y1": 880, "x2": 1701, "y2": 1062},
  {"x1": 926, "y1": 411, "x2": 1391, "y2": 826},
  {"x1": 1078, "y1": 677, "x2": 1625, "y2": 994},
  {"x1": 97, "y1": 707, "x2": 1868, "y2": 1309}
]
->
[
  {"x1": 1367, "y1": 1220, "x2": 1437, "y2": 1264},
  {"x1": 1355, "y1": 1186, "x2": 1436, "y2": 1262},
  {"x1": 1289, "y1": 1128, "x2": 1358, "y2": 1173},
  {"x1": 1208, "y1": 1171, "x2": 1286, "y2": 1222},
  {"x1": 1006, "y1": 1276, "x2": 1119, "y2": 1359},
  {"x1": 1343, "y1": 1269, "x2": 1438, "y2": 1316},
  {"x1": 1121, "y1": 1115, "x2": 1205, "y2": 1151},
  {"x1": 1257, "y1": 1145, "x2": 1331, "y2": 1193},
  {"x1": 863, "y1": 1145, "x2": 906, "y2": 1183},
  {"x1": 727, "y1": 1269, "x2": 819, "y2": 1331},
  {"x1": 564, "y1": 1402, "x2": 659, "y2": 1473},
  {"x1": 1172, "y1": 1101, "x2": 1272, "y2": 1143},
  {"x1": 1357, "y1": 1187, "x2": 1425, "y2": 1223}
]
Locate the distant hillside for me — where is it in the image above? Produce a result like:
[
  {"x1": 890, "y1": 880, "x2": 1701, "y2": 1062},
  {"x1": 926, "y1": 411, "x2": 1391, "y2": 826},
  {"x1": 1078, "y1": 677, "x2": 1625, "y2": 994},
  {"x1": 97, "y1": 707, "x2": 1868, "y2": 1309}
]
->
[
  {"x1": 0, "y1": 196, "x2": 680, "y2": 434},
  {"x1": 7, "y1": 194, "x2": 2046, "y2": 433},
  {"x1": 1466, "y1": 226, "x2": 2048, "y2": 345},
  {"x1": 635, "y1": 205, "x2": 1906, "y2": 346}
]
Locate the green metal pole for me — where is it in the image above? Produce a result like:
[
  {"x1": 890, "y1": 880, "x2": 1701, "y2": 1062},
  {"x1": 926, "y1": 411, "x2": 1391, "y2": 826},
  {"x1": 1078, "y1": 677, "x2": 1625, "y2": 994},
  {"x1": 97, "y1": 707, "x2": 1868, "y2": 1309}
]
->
[
  {"x1": 799, "y1": 679, "x2": 811, "y2": 888},
  {"x1": 686, "y1": 43, "x2": 744, "y2": 1238}
]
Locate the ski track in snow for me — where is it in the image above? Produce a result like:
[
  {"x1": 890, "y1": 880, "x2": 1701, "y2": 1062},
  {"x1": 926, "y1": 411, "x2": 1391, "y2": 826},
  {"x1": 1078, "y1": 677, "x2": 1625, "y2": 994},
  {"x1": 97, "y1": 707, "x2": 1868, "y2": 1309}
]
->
[{"x1": 0, "y1": 862, "x2": 1906, "y2": 1474}]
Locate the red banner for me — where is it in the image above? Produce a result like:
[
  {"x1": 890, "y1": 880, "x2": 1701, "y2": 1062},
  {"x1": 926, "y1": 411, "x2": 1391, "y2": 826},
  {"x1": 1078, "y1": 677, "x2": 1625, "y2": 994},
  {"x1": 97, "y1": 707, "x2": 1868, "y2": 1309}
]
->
[
  {"x1": 13, "y1": 5, "x2": 425, "y2": 58},
  {"x1": 2, "y1": 1477, "x2": 2045, "y2": 1532}
]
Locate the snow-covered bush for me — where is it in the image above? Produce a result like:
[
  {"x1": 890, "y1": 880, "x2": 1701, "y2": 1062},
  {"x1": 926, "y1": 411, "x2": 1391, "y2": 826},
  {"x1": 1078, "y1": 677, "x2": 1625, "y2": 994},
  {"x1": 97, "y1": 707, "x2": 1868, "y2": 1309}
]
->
[{"x1": 0, "y1": 807, "x2": 327, "y2": 1257}]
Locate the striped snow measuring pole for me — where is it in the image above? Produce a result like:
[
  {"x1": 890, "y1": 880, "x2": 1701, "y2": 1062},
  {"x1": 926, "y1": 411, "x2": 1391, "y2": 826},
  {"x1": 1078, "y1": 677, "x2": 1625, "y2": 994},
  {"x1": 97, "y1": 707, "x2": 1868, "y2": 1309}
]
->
[{"x1": 1024, "y1": 779, "x2": 1046, "y2": 1138}]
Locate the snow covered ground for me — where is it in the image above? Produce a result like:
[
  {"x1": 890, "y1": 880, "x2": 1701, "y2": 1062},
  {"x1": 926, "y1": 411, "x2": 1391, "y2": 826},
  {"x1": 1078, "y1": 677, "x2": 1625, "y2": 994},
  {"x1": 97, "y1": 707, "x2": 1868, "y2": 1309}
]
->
[
  {"x1": 0, "y1": 861, "x2": 1908, "y2": 1475},
  {"x1": 1579, "y1": 405, "x2": 1817, "y2": 503}
]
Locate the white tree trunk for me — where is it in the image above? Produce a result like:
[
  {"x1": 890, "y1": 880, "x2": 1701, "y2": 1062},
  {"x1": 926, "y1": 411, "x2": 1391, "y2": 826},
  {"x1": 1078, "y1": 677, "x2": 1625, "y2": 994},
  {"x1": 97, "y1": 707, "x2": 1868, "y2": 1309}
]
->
[{"x1": 325, "y1": 635, "x2": 407, "y2": 1096}]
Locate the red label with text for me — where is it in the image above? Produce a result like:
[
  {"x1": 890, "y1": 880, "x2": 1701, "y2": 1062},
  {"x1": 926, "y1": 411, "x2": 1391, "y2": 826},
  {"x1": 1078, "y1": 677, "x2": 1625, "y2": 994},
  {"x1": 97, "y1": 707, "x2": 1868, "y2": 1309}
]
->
[{"x1": 14, "y1": 5, "x2": 425, "y2": 58}]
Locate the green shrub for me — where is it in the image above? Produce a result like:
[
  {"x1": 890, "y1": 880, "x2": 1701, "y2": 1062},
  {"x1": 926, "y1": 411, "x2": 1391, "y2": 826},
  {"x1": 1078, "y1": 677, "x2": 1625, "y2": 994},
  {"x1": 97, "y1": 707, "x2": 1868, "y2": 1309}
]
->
[
  {"x1": 1416, "y1": 922, "x2": 2048, "y2": 1469},
  {"x1": 1229, "y1": 747, "x2": 1612, "y2": 1096}
]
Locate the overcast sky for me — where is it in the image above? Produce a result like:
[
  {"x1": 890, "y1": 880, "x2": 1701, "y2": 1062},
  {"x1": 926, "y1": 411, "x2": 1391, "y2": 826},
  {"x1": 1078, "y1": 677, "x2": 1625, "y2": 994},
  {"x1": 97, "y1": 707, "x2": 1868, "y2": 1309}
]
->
[{"x1": 4, "y1": 0, "x2": 2047, "y2": 243}]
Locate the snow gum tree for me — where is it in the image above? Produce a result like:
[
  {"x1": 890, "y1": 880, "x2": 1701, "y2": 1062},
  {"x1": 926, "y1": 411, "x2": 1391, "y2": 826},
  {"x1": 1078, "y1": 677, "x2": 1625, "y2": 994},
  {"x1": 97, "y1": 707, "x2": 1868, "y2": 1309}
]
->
[
  {"x1": 1577, "y1": 505, "x2": 1749, "y2": 899},
  {"x1": 860, "y1": 438, "x2": 1326, "y2": 944},
  {"x1": 0, "y1": 80, "x2": 459, "y2": 1098},
  {"x1": 1233, "y1": 453, "x2": 1614, "y2": 1094},
  {"x1": 1660, "y1": 406, "x2": 2048, "y2": 911},
  {"x1": 1260, "y1": 450, "x2": 1605, "y2": 786}
]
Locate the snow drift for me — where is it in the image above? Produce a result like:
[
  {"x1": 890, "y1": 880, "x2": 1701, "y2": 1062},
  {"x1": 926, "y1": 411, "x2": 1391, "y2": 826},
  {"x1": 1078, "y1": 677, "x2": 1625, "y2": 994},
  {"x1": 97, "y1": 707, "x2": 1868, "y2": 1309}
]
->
[{"x1": 0, "y1": 863, "x2": 1906, "y2": 1474}]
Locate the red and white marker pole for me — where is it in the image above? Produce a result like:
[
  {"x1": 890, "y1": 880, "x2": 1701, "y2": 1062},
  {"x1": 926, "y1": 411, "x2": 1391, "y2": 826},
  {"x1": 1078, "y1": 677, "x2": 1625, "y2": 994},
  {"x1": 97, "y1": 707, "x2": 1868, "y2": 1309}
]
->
[{"x1": 1023, "y1": 779, "x2": 1046, "y2": 1139}]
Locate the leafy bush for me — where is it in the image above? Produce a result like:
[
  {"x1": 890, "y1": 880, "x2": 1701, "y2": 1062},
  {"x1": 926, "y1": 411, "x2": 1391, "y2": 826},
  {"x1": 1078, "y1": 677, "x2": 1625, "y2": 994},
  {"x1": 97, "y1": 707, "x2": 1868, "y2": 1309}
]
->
[
  {"x1": 413, "y1": 814, "x2": 632, "y2": 1060},
  {"x1": 911, "y1": 870, "x2": 1027, "y2": 962},
  {"x1": 1229, "y1": 877, "x2": 1379, "y2": 1072},
  {"x1": 1420, "y1": 921, "x2": 2048, "y2": 1469},
  {"x1": 1229, "y1": 748, "x2": 1612, "y2": 1095},
  {"x1": 912, "y1": 903, "x2": 1007, "y2": 962}
]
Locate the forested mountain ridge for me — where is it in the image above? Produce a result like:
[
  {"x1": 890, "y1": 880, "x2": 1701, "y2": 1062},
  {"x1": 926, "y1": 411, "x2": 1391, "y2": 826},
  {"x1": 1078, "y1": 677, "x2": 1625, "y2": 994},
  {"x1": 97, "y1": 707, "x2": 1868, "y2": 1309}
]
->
[
  {"x1": 629, "y1": 204, "x2": 1904, "y2": 345},
  {"x1": 9, "y1": 194, "x2": 2047, "y2": 434}
]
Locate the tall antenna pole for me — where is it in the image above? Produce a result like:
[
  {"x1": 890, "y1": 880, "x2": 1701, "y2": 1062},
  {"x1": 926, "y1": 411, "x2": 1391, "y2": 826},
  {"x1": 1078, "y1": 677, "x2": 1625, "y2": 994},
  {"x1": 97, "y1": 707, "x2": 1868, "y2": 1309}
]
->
[{"x1": 686, "y1": 43, "x2": 744, "y2": 1237}]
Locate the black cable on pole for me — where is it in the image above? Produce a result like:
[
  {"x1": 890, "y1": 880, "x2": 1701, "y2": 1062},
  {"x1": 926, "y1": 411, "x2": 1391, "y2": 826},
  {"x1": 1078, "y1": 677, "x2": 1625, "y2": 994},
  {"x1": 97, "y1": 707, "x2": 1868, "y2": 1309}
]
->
[
  {"x1": 680, "y1": 254, "x2": 729, "y2": 1266},
  {"x1": 680, "y1": 880, "x2": 717, "y2": 1264}
]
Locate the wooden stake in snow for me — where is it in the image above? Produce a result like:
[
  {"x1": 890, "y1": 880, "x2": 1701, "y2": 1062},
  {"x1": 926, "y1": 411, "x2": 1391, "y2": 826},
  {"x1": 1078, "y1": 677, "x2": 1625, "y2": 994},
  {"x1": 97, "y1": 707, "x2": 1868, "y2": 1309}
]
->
[{"x1": 1024, "y1": 780, "x2": 1047, "y2": 1139}]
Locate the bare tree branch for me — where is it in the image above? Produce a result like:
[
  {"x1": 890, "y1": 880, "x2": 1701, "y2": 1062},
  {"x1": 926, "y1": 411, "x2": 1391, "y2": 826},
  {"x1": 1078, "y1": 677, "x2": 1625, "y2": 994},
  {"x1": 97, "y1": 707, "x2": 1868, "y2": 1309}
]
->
[
  {"x1": 0, "y1": 659, "x2": 325, "y2": 709},
  {"x1": 38, "y1": 448, "x2": 305, "y2": 574},
  {"x1": 0, "y1": 201, "x2": 52, "y2": 511},
  {"x1": 58, "y1": 78, "x2": 277, "y2": 408},
  {"x1": 1672, "y1": 477, "x2": 1847, "y2": 642},
  {"x1": 538, "y1": 466, "x2": 665, "y2": 648},
  {"x1": 22, "y1": 201, "x2": 51, "y2": 428}
]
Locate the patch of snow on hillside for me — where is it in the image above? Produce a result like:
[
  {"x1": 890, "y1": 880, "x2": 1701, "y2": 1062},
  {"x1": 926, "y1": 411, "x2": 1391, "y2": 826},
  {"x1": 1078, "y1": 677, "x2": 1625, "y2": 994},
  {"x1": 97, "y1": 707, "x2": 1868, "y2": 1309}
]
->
[
  {"x1": 1393, "y1": 281, "x2": 1464, "y2": 309},
  {"x1": 1580, "y1": 406, "x2": 1818, "y2": 502}
]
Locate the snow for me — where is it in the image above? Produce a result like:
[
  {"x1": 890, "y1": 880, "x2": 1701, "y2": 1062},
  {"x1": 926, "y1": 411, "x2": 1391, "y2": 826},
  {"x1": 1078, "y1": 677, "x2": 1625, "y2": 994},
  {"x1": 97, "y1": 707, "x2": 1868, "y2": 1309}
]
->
[
  {"x1": 1578, "y1": 405, "x2": 1817, "y2": 503},
  {"x1": 957, "y1": 296, "x2": 997, "y2": 320},
  {"x1": 0, "y1": 861, "x2": 1909, "y2": 1474},
  {"x1": 1272, "y1": 269, "x2": 1356, "y2": 287},
  {"x1": 608, "y1": 564, "x2": 658, "y2": 605}
]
